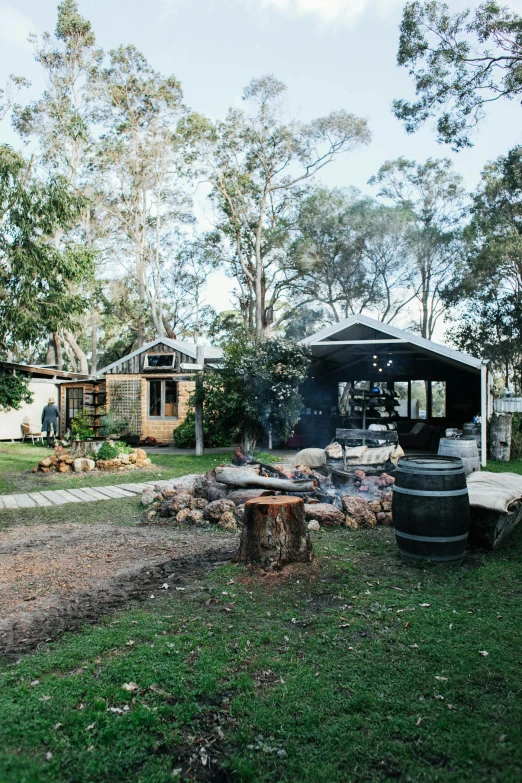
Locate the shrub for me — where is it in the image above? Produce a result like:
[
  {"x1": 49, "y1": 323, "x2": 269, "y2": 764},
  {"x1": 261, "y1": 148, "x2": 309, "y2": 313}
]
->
[
  {"x1": 96, "y1": 442, "x2": 119, "y2": 460},
  {"x1": 0, "y1": 369, "x2": 33, "y2": 411},
  {"x1": 173, "y1": 411, "x2": 233, "y2": 448},
  {"x1": 113, "y1": 441, "x2": 133, "y2": 455},
  {"x1": 71, "y1": 410, "x2": 94, "y2": 440},
  {"x1": 510, "y1": 413, "x2": 522, "y2": 460},
  {"x1": 98, "y1": 413, "x2": 128, "y2": 437}
]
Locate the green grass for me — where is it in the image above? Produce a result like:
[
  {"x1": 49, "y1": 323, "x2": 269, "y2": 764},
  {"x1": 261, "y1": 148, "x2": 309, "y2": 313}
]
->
[
  {"x1": 0, "y1": 495, "x2": 142, "y2": 530},
  {"x1": 0, "y1": 442, "x2": 234, "y2": 495},
  {"x1": 0, "y1": 525, "x2": 521, "y2": 783}
]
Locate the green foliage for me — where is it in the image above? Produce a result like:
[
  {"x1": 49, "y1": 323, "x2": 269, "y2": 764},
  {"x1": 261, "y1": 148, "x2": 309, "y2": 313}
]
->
[
  {"x1": 510, "y1": 413, "x2": 522, "y2": 461},
  {"x1": 198, "y1": 337, "x2": 311, "y2": 447},
  {"x1": 113, "y1": 440, "x2": 133, "y2": 455},
  {"x1": 394, "y1": 1, "x2": 522, "y2": 150},
  {"x1": 96, "y1": 442, "x2": 119, "y2": 460},
  {"x1": 0, "y1": 145, "x2": 95, "y2": 352},
  {"x1": 98, "y1": 413, "x2": 128, "y2": 437},
  {"x1": 70, "y1": 410, "x2": 93, "y2": 440},
  {"x1": 172, "y1": 411, "x2": 232, "y2": 449},
  {"x1": 0, "y1": 369, "x2": 33, "y2": 411}
]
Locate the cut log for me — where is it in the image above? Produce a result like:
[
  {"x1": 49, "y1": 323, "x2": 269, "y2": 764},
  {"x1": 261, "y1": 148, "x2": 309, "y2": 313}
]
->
[
  {"x1": 215, "y1": 467, "x2": 315, "y2": 493},
  {"x1": 226, "y1": 488, "x2": 275, "y2": 506},
  {"x1": 489, "y1": 413, "x2": 511, "y2": 461},
  {"x1": 234, "y1": 496, "x2": 313, "y2": 570}
]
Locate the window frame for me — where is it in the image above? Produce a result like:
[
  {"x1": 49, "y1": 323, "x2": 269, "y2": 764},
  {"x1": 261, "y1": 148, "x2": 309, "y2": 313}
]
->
[
  {"x1": 147, "y1": 379, "x2": 179, "y2": 420},
  {"x1": 145, "y1": 353, "x2": 175, "y2": 369}
]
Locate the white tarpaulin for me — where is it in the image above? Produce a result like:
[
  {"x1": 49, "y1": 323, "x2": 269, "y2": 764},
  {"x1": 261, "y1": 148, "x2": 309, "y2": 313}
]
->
[{"x1": 467, "y1": 471, "x2": 522, "y2": 514}]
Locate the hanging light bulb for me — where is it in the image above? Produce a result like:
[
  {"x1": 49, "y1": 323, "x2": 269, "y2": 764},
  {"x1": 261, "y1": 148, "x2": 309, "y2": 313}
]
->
[
  {"x1": 373, "y1": 362, "x2": 377, "y2": 367},
  {"x1": 379, "y1": 368, "x2": 383, "y2": 373},
  {"x1": 373, "y1": 355, "x2": 378, "y2": 359}
]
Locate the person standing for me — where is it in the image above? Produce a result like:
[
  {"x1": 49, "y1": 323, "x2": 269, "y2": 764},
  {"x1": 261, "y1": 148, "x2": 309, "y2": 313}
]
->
[{"x1": 41, "y1": 397, "x2": 60, "y2": 448}]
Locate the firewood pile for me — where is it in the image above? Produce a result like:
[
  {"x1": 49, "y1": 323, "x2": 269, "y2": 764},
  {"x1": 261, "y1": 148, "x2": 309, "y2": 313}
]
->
[
  {"x1": 33, "y1": 448, "x2": 152, "y2": 474},
  {"x1": 140, "y1": 455, "x2": 395, "y2": 531}
]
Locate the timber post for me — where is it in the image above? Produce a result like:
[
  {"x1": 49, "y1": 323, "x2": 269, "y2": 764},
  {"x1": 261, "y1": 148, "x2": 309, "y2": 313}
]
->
[{"x1": 195, "y1": 345, "x2": 205, "y2": 457}]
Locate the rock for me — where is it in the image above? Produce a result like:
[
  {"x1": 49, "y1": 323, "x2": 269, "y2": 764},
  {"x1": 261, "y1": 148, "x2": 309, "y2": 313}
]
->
[
  {"x1": 234, "y1": 504, "x2": 246, "y2": 525},
  {"x1": 193, "y1": 472, "x2": 229, "y2": 501},
  {"x1": 190, "y1": 497, "x2": 208, "y2": 510},
  {"x1": 342, "y1": 495, "x2": 377, "y2": 528},
  {"x1": 162, "y1": 488, "x2": 177, "y2": 499},
  {"x1": 176, "y1": 508, "x2": 205, "y2": 526},
  {"x1": 146, "y1": 509, "x2": 157, "y2": 521},
  {"x1": 58, "y1": 462, "x2": 71, "y2": 473},
  {"x1": 204, "y1": 498, "x2": 236, "y2": 522},
  {"x1": 120, "y1": 453, "x2": 130, "y2": 465},
  {"x1": 295, "y1": 465, "x2": 313, "y2": 475},
  {"x1": 217, "y1": 511, "x2": 239, "y2": 531},
  {"x1": 226, "y1": 489, "x2": 274, "y2": 506},
  {"x1": 141, "y1": 490, "x2": 156, "y2": 506},
  {"x1": 170, "y1": 473, "x2": 200, "y2": 494},
  {"x1": 135, "y1": 458, "x2": 152, "y2": 468},
  {"x1": 359, "y1": 485, "x2": 370, "y2": 492},
  {"x1": 354, "y1": 469, "x2": 366, "y2": 480},
  {"x1": 40, "y1": 457, "x2": 52, "y2": 468},
  {"x1": 380, "y1": 472, "x2": 395, "y2": 486},
  {"x1": 382, "y1": 500, "x2": 392, "y2": 512},
  {"x1": 40, "y1": 467, "x2": 51, "y2": 474},
  {"x1": 381, "y1": 512, "x2": 393, "y2": 526},
  {"x1": 73, "y1": 458, "x2": 95, "y2": 472},
  {"x1": 307, "y1": 520, "x2": 321, "y2": 532},
  {"x1": 345, "y1": 517, "x2": 359, "y2": 529},
  {"x1": 371, "y1": 500, "x2": 383, "y2": 513},
  {"x1": 303, "y1": 503, "x2": 344, "y2": 527},
  {"x1": 167, "y1": 491, "x2": 193, "y2": 515}
]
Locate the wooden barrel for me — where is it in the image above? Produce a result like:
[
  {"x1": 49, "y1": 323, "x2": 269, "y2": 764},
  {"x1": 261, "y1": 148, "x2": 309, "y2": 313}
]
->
[
  {"x1": 438, "y1": 438, "x2": 480, "y2": 476},
  {"x1": 393, "y1": 456, "x2": 470, "y2": 564}
]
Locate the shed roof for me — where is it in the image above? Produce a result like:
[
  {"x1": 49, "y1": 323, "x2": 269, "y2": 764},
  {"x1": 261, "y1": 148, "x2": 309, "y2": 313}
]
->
[
  {"x1": 299, "y1": 314, "x2": 483, "y2": 372},
  {"x1": 97, "y1": 338, "x2": 224, "y2": 375}
]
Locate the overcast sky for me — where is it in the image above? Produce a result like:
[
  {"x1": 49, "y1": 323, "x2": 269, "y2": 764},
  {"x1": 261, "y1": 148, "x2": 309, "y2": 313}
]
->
[{"x1": 2, "y1": 0, "x2": 522, "y2": 319}]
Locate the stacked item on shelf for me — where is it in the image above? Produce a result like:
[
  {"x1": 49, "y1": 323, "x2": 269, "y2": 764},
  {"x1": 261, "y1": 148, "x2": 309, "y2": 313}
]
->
[
  {"x1": 84, "y1": 385, "x2": 107, "y2": 435},
  {"x1": 346, "y1": 386, "x2": 400, "y2": 429}
]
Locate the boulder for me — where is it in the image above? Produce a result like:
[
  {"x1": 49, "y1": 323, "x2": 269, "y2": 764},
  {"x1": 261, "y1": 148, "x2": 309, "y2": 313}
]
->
[
  {"x1": 342, "y1": 495, "x2": 377, "y2": 528},
  {"x1": 58, "y1": 462, "x2": 71, "y2": 473},
  {"x1": 190, "y1": 497, "x2": 208, "y2": 510},
  {"x1": 204, "y1": 498, "x2": 236, "y2": 522},
  {"x1": 307, "y1": 520, "x2": 321, "y2": 532},
  {"x1": 217, "y1": 511, "x2": 239, "y2": 532},
  {"x1": 161, "y1": 487, "x2": 178, "y2": 499},
  {"x1": 73, "y1": 458, "x2": 95, "y2": 473},
  {"x1": 171, "y1": 473, "x2": 200, "y2": 495},
  {"x1": 382, "y1": 500, "x2": 392, "y2": 512},
  {"x1": 176, "y1": 508, "x2": 205, "y2": 526},
  {"x1": 135, "y1": 458, "x2": 152, "y2": 468},
  {"x1": 129, "y1": 448, "x2": 147, "y2": 464},
  {"x1": 141, "y1": 490, "x2": 156, "y2": 506},
  {"x1": 120, "y1": 453, "x2": 130, "y2": 465},
  {"x1": 40, "y1": 457, "x2": 52, "y2": 468},
  {"x1": 167, "y1": 491, "x2": 193, "y2": 514},
  {"x1": 303, "y1": 503, "x2": 344, "y2": 527}
]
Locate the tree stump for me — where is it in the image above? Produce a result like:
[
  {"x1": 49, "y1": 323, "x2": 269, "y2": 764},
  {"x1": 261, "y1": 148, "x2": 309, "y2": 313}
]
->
[
  {"x1": 489, "y1": 413, "x2": 512, "y2": 461},
  {"x1": 234, "y1": 496, "x2": 313, "y2": 570}
]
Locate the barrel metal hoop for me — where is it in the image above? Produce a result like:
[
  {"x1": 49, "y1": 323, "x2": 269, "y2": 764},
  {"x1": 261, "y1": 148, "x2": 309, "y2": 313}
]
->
[
  {"x1": 397, "y1": 548, "x2": 465, "y2": 563},
  {"x1": 393, "y1": 486, "x2": 468, "y2": 498},
  {"x1": 394, "y1": 529, "x2": 469, "y2": 543},
  {"x1": 396, "y1": 469, "x2": 464, "y2": 477}
]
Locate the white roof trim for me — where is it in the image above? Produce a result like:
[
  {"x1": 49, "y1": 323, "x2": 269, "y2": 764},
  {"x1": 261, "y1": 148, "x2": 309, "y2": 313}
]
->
[
  {"x1": 97, "y1": 338, "x2": 223, "y2": 375},
  {"x1": 300, "y1": 314, "x2": 482, "y2": 371}
]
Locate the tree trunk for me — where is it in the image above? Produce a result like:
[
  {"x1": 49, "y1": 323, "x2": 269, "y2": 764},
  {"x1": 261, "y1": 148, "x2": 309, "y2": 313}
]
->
[
  {"x1": 215, "y1": 467, "x2": 315, "y2": 493},
  {"x1": 45, "y1": 337, "x2": 56, "y2": 367},
  {"x1": 90, "y1": 310, "x2": 98, "y2": 375},
  {"x1": 65, "y1": 332, "x2": 89, "y2": 375},
  {"x1": 54, "y1": 333, "x2": 63, "y2": 370},
  {"x1": 489, "y1": 413, "x2": 512, "y2": 462},
  {"x1": 234, "y1": 496, "x2": 313, "y2": 570}
]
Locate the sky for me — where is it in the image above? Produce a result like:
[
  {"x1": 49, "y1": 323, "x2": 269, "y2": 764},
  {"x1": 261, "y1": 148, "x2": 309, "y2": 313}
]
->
[{"x1": 2, "y1": 0, "x2": 522, "y2": 321}]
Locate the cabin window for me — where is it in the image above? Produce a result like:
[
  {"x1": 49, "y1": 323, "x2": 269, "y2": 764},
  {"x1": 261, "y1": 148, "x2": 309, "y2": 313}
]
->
[
  {"x1": 146, "y1": 354, "x2": 174, "y2": 368},
  {"x1": 148, "y1": 380, "x2": 178, "y2": 418},
  {"x1": 430, "y1": 381, "x2": 446, "y2": 418},
  {"x1": 410, "y1": 381, "x2": 428, "y2": 419}
]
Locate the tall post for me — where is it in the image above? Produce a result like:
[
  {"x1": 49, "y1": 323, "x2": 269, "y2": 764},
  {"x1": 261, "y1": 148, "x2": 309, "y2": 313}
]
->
[{"x1": 195, "y1": 345, "x2": 205, "y2": 457}]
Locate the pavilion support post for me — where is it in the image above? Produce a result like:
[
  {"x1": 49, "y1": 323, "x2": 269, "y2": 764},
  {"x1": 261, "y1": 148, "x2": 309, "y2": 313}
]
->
[
  {"x1": 195, "y1": 345, "x2": 205, "y2": 457},
  {"x1": 481, "y1": 362, "x2": 489, "y2": 468}
]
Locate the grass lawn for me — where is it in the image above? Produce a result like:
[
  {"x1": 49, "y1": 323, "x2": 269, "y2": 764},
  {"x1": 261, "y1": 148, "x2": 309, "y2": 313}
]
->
[
  {"x1": 0, "y1": 522, "x2": 521, "y2": 783},
  {"x1": 0, "y1": 442, "x2": 236, "y2": 495}
]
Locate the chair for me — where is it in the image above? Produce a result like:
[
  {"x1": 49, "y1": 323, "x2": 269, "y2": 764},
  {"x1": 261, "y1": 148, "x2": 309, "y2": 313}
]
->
[{"x1": 21, "y1": 422, "x2": 44, "y2": 444}]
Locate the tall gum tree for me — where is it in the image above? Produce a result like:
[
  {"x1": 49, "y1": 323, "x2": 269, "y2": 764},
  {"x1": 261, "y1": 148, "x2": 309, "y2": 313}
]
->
[
  {"x1": 94, "y1": 46, "x2": 191, "y2": 347},
  {"x1": 369, "y1": 157, "x2": 466, "y2": 339},
  {"x1": 13, "y1": 0, "x2": 102, "y2": 371},
  {"x1": 188, "y1": 75, "x2": 370, "y2": 340}
]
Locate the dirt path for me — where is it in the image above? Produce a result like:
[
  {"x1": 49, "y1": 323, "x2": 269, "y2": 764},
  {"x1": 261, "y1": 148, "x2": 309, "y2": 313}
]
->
[{"x1": 0, "y1": 523, "x2": 237, "y2": 659}]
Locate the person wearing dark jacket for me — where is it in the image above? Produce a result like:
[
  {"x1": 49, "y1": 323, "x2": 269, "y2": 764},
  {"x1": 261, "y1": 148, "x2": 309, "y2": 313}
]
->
[{"x1": 41, "y1": 397, "x2": 60, "y2": 448}]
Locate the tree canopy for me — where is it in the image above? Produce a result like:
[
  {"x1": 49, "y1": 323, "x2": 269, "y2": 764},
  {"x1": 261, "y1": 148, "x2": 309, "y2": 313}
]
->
[{"x1": 394, "y1": 1, "x2": 522, "y2": 150}]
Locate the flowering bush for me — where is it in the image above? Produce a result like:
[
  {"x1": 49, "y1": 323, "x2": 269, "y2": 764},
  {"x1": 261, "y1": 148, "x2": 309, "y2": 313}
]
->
[{"x1": 197, "y1": 337, "x2": 310, "y2": 450}]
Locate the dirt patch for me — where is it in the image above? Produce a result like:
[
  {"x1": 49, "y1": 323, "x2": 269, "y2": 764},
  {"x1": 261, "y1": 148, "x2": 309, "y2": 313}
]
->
[{"x1": 0, "y1": 523, "x2": 237, "y2": 659}]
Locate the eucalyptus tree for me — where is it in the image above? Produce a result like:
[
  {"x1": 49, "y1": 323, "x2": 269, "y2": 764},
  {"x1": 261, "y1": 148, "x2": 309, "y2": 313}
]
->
[
  {"x1": 369, "y1": 157, "x2": 466, "y2": 339},
  {"x1": 94, "y1": 45, "x2": 191, "y2": 347},
  {"x1": 0, "y1": 145, "x2": 94, "y2": 356},
  {"x1": 286, "y1": 188, "x2": 414, "y2": 325},
  {"x1": 13, "y1": 0, "x2": 102, "y2": 369},
  {"x1": 394, "y1": 1, "x2": 522, "y2": 150},
  {"x1": 191, "y1": 75, "x2": 370, "y2": 339}
]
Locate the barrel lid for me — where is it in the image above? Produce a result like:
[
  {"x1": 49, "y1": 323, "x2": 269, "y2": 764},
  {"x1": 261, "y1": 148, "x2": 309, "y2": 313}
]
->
[{"x1": 397, "y1": 455, "x2": 464, "y2": 473}]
